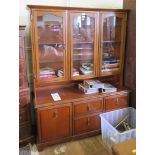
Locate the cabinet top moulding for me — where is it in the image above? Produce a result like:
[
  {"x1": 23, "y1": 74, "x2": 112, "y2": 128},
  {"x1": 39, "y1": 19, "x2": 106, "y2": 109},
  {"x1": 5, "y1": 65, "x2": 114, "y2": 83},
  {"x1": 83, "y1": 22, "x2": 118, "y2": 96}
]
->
[{"x1": 27, "y1": 5, "x2": 129, "y2": 12}]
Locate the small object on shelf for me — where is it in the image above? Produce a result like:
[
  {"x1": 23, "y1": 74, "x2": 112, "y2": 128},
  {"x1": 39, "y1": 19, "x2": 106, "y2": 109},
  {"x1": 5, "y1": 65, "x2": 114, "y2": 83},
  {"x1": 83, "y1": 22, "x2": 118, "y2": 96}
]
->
[
  {"x1": 44, "y1": 45, "x2": 58, "y2": 56},
  {"x1": 83, "y1": 79, "x2": 104, "y2": 88},
  {"x1": 57, "y1": 68, "x2": 64, "y2": 77},
  {"x1": 51, "y1": 93, "x2": 61, "y2": 101},
  {"x1": 73, "y1": 68, "x2": 80, "y2": 76},
  {"x1": 102, "y1": 57, "x2": 120, "y2": 72},
  {"x1": 79, "y1": 67, "x2": 93, "y2": 75},
  {"x1": 101, "y1": 83, "x2": 117, "y2": 93},
  {"x1": 81, "y1": 63, "x2": 93, "y2": 70},
  {"x1": 79, "y1": 63, "x2": 93, "y2": 75},
  {"x1": 40, "y1": 67, "x2": 57, "y2": 79},
  {"x1": 78, "y1": 83, "x2": 99, "y2": 94}
]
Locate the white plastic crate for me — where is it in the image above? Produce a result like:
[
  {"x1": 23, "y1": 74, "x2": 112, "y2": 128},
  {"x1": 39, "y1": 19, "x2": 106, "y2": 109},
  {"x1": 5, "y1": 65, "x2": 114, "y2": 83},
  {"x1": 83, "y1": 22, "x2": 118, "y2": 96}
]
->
[{"x1": 100, "y1": 107, "x2": 136, "y2": 147}]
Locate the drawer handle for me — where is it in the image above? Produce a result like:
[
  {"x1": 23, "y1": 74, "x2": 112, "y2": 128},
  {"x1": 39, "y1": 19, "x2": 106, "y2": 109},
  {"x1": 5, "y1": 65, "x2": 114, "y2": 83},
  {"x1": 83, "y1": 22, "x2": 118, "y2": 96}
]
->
[
  {"x1": 87, "y1": 104, "x2": 90, "y2": 111},
  {"x1": 19, "y1": 116, "x2": 22, "y2": 120},
  {"x1": 115, "y1": 98, "x2": 119, "y2": 105},
  {"x1": 87, "y1": 118, "x2": 90, "y2": 126},
  {"x1": 53, "y1": 111, "x2": 58, "y2": 118}
]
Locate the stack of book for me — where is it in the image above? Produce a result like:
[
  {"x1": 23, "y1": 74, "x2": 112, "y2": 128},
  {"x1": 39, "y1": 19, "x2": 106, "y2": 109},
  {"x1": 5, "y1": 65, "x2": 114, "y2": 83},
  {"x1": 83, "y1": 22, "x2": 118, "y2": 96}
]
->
[
  {"x1": 73, "y1": 68, "x2": 80, "y2": 76},
  {"x1": 80, "y1": 63, "x2": 93, "y2": 75},
  {"x1": 78, "y1": 79, "x2": 104, "y2": 94},
  {"x1": 40, "y1": 67, "x2": 56, "y2": 79},
  {"x1": 102, "y1": 57, "x2": 120, "y2": 72},
  {"x1": 57, "y1": 68, "x2": 64, "y2": 77},
  {"x1": 102, "y1": 83, "x2": 117, "y2": 93}
]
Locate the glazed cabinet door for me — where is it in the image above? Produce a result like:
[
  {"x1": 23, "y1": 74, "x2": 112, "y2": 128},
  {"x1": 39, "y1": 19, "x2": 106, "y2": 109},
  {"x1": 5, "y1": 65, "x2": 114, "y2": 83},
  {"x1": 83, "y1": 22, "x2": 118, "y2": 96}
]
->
[
  {"x1": 33, "y1": 11, "x2": 67, "y2": 82},
  {"x1": 99, "y1": 13, "x2": 127, "y2": 76},
  {"x1": 69, "y1": 12, "x2": 98, "y2": 79},
  {"x1": 38, "y1": 103, "x2": 72, "y2": 143}
]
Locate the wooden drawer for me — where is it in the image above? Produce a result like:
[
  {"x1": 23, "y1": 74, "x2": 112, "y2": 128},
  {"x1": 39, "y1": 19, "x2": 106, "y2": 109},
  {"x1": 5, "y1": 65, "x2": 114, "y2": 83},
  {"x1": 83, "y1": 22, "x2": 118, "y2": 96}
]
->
[
  {"x1": 105, "y1": 94, "x2": 128, "y2": 112},
  {"x1": 19, "y1": 123, "x2": 31, "y2": 140},
  {"x1": 74, "y1": 114, "x2": 100, "y2": 135},
  {"x1": 74, "y1": 99, "x2": 103, "y2": 116},
  {"x1": 19, "y1": 105, "x2": 29, "y2": 124}
]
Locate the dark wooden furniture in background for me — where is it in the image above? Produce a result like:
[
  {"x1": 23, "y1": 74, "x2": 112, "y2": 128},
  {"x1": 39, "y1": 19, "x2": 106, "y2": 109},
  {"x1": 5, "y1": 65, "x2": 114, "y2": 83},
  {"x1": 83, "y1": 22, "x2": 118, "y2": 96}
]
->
[
  {"x1": 28, "y1": 5, "x2": 129, "y2": 151},
  {"x1": 123, "y1": 0, "x2": 136, "y2": 108},
  {"x1": 19, "y1": 26, "x2": 33, "y2": 145}
]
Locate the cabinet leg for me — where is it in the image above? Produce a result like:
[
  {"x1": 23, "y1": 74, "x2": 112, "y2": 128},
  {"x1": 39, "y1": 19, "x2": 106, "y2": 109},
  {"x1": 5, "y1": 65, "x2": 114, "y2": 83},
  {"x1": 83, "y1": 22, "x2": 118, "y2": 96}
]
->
[{"x1": 37, "y1": 143, "x2": 45, "y2": 152}]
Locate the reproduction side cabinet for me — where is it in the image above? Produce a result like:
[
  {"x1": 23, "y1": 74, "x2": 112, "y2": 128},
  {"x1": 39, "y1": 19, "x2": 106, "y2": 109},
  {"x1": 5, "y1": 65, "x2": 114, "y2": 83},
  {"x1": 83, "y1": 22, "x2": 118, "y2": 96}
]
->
[
  {"x1": 19, "y1": 26, "x2": 33, "y2": 145},
  {"x1": 28, "y1": 5, "x2": 129, "y2": 151}
]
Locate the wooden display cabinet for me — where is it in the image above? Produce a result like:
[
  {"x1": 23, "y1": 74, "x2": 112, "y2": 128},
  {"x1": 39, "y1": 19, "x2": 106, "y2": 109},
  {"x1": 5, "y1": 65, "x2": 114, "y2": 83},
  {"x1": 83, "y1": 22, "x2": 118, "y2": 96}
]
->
[{"x1": 28, "y1": 5, "x2": 129, "y2": 151}]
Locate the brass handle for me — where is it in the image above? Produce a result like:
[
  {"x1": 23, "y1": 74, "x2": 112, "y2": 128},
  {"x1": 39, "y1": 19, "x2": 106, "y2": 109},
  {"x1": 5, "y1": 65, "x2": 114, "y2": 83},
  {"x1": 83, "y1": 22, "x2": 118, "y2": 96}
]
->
[
  {"x1": 116, "y1": 98, "x2": 119, "y2": 105},
  {"x1": 87, "y1": 104, "x2": 90, "y2": 111},
  {"x1": 87, "y1": 117, "x2": 90, "y2": 126},
  {"x1": 19, "y1": 116, "x2": 22, "y2": 120},
  {"x1": 53, "y1": 111, "x2": 58, "y2": 118}
]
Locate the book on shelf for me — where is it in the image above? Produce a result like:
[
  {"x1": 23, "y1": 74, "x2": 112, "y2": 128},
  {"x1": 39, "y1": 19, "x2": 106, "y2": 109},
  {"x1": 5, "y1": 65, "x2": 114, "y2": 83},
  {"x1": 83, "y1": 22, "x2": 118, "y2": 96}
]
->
[
  {"x1": 78, "y1": 83, "x2": 99, "y2": 94},
  {"x1": 57, "y1": 68, "x2": 64, "y2": 77},
  {"x1": 102, "y1": 83, "x2": 117, "y2": 93},
  {"x1": 40, "y1": 67, "x2": 56, "y2": 78},
  {"x1": 103, "y1": 57, "x2": 120, "y2": 64},
  {"x1": 81, "y1": 63, "x2": 93, "y2": 70},
  {"x1": 80, "y1": 67, "x2": 93, "y2": 75},
  {"x1": 102, "y1": 68, "x2": 120, "y2": 72},
  {"x1": 73, "y1": 68, "x2": 80, "y2": 76},
  {"x1": 103, "y1": 63, "x2": 120, "y2": 69},
  {"x1": 83, "y1": 79, "x2": 105, "y2": 88}
]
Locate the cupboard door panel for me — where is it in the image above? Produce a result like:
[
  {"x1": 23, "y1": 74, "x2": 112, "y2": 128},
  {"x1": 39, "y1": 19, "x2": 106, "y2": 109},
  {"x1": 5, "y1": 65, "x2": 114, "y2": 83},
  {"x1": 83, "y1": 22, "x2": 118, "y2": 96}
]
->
[
  {"x1": 74, "y1": 115, "x2": 100, "y2": 135},
  {"x1": 34, "y1": 11, "x2": 67, "y2": 82},
  {"x1": 69, "y1": 12, "x2": 98, "y2": 79},
  {"x1": 105, "y1": 94, "x2": 128, "y2": 111},
  {"x1": 39, "y1": 104, "x2": 72, "y2": 142},
  {"x1": 74, "y1": 99, "x2": 102, "y2": 116},
  {"x1": 100, "y1": 13, "x2": 126, "y2": 76}
]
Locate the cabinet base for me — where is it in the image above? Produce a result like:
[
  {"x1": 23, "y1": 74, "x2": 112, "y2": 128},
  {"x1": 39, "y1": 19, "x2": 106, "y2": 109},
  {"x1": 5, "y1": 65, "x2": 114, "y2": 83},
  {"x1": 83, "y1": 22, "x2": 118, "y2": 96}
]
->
[{"x1": 37, "y1": 130, "x2": 100, "y2": 152}]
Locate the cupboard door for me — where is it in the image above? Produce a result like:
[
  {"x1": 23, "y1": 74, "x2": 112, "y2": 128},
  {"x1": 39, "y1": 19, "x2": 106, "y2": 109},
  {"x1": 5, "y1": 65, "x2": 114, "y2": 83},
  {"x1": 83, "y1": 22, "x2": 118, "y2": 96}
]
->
[
  {"x1": 74, "y1": 115, "x2": 100, "y2": 135},
  {"x1": 105, "y1": 94, "x2": 128, "y2": 111},
  {"x1": 69, "y1": 12, "x2": 98, "y2": 79},
  {"x1": 39, "y1": 104, "x2": 72, "y2": 142},
  {"x1": 100, "y1": 13, "x2": 126, "y2": 76},
  {"x1": 34, "y1": 11, "x2": 67, "y2": 82}
]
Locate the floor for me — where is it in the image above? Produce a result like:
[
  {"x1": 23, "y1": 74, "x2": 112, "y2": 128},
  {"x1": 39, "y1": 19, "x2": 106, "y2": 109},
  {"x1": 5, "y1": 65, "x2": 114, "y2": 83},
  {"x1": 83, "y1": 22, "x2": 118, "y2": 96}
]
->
[{"x1": 39, "y1": 135, "x2": 113, "y2": 155}]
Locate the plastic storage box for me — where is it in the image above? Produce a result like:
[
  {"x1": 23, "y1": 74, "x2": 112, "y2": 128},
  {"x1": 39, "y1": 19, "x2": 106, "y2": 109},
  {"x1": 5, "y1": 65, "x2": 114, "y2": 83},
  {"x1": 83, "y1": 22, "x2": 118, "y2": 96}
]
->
[{"x1": 100, "y1": 107, "x2": 136, "y2": 147}]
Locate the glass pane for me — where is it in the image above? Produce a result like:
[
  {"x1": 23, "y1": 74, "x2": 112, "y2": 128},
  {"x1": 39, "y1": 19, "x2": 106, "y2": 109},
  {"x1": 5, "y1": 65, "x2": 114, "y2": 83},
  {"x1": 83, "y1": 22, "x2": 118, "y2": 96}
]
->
[
  {"x1": 37, "y1": 14, "x2": 65, "y2": 80},
  {"x1": 102, "y1": 15, "x2": 122, "y2": 72},
  {"x1": 72, "y1": 14, "x2": 95, "y2": 76}
]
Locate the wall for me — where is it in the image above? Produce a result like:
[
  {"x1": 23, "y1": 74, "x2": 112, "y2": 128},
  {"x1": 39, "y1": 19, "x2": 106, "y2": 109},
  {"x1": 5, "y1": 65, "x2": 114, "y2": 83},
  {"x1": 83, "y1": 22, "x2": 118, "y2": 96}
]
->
[{"x1": 19, "y1": 0, "x2": 123, "y2": 91}]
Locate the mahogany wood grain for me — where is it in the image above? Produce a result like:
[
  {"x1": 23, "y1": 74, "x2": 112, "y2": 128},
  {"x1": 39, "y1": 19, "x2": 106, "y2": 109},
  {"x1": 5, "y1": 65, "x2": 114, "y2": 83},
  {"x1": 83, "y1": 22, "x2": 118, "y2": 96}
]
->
[
  {"x1": 105, "y1": 94, "x2": 128, "y2": 111},
  {"x1": 37, "y1": 103, "x2": 72, "y2": 143},
  {"x1": 74, "y1": 114, "x2": 100, "y2": 135},
  {"x1": 27, "y1": 5, "x2": 130, "y2": 151},
  {"x1": 74, "y1": 99, "x2": 103, "y2": 117}
]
